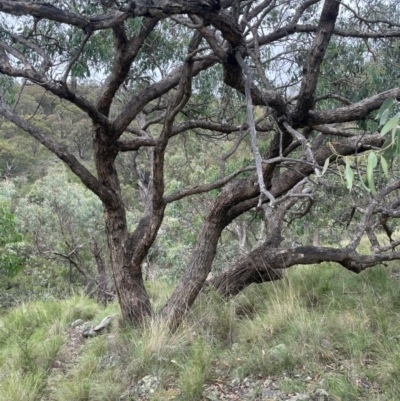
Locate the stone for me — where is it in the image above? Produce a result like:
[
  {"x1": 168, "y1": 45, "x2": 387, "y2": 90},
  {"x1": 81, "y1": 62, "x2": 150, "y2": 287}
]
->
[
  {"x1": 70, "y1": 319, "x2": 84, "y2": 328},
  {"x1": 133, "y1": 375, "x2": 161, "y2": 397},
  {"x1": 312, "y1": 388, "x2": 329, "y2": 401}
]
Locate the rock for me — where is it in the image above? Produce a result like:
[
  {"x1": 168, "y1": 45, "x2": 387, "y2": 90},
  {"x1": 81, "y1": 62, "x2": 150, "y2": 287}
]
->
[
  {"x1": 81, "y1": 315, "x2": 115, "y2": 338},
  {"x1": 94, "y1": 315, "x2": 114, "y2": 332},
  {"x1": 70, "y1": 319, "x2": 84, "y2": 328},
  {"x1": 312, "y1": 388, "x2": 329, "y2": 401},
  {"x1": 230, "y1": 377, "x2": 240, "y2": 387},
  {"x1": 82, "y1": 326, "x2": 96, "y2": 338},
  {"x1": 133, "y1": 375, "x2": 161, "y2": 397}
]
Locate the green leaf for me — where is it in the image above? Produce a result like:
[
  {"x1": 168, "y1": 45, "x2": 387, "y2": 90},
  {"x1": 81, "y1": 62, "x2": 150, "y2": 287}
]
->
[
  {"x1": 382, "y1": 136, "x2": 396, "y2": 161},
  {"x1": 380, "y1": 109, "x2": 390, "y2": 127},
  {"x1": 376, "y1": 98, "x2": 395, "y2": 121},
  {"x1": 344, "y1": 158, "x2": 354, "y2": 191},
  {"x1": 380, "y1": 116, "x2": 400, "y2": 136},
  {"x1": 359, "y1": 174, "x2": 371, "y2": 193},
  {"x1": 380, "y1": 155, "x2": 389, "y2": 179},
  {"x1": 367, "y1": 152, "x2": 378, "y2": 195},
  {"x1": 321, "y1": 157, "x2": 330, "y2": 176}
]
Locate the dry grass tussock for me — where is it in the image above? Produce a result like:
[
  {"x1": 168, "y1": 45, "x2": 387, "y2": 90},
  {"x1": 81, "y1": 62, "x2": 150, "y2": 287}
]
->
[{"x1": 1, "y1": 254, "x2": 400, "y2": 400}]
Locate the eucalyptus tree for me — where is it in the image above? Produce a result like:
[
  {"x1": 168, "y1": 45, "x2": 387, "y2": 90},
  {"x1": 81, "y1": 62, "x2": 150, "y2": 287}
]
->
[{"x1": 1, "y1": 0, "x2": 400, "y2": 329}]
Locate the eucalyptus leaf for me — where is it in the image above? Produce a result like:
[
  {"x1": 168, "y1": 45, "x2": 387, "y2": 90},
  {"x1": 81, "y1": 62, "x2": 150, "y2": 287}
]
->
[
  {"x1": 376, "y1": 98, "x2": 395, "y2": 121},
  {"x1": 321, "y1": 157, "x2": 330, "y2": 176},
  {"x1": 359, "y1": 174, "x2": 372, "y2": 193},
  {"x1": 367, "y1": 152, "x2": 378, "y2": 195},
  {"x1": 380, "y1": 117, "x2": 400, "y2": 136},
  {"x1": 380, "y1": 155, "x2": 389, "y2": 179},
  {"x1": 380, "y1": 109, "x2": 390, "y2": 127}
]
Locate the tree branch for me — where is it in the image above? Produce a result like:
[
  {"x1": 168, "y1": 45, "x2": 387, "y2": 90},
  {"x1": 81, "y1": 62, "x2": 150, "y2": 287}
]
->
[
  {"x1": 0, "y1": 101, "x2": 116, "y2": 207},
  {"x1": 305, "y1": 88, "x2": 400, "y2": 126},
  {"x1": 164, "y1": 166, "x2": 255, "y2": 204},
  {"x1": 293, "y1": 0, "x2": 341, "y2": 124}
]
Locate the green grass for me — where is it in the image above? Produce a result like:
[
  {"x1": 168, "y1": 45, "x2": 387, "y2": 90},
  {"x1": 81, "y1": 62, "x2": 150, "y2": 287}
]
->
[{"x1": 1, "y1": 260, "x2": 400, "y2": 400}]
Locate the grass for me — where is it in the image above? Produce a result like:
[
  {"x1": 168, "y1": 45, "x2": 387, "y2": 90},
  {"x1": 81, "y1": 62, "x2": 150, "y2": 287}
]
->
[{"x1": 1, "y1": 257, "x2": 400, "y2": 400}]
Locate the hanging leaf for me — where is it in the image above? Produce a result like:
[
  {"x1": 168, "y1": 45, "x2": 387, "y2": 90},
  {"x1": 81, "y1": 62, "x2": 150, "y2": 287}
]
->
[
  {"x1": 379, "y1": 109, "x2": 390, "y2": 127},
  {"x1": 344, "y1": 158, "x2": 354, "y2": 191},
  {"x1": 321, "y1": 156, "x2": 330, "y2": 176},
  {"x1": 380, "y1": 155, "x2": 389, "y2": 179},
  {"x1": 367, "y1": 152, "x2": 378, "y2": 195},
  {"x1": 382, "y1": 136, "x2": 396, "y2": 161},
  {"x1": 380, "y1": 116, "x2": 400, "y2": 136},
  {"x1": 359, "y1": 174, "x2": 372, "y2": 193},
  {"x1": 376, "y1": 98, "x2": 395, "y2": 122}
]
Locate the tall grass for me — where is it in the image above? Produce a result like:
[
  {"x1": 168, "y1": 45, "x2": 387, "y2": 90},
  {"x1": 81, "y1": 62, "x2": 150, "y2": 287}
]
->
[{"x1": 1, "y1": 259, "x2": 400, "y2": 400}]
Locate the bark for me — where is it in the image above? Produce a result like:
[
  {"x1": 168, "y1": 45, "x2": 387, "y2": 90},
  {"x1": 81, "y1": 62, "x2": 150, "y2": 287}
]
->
[
  {"x1": 293, "y1": 0, "x2": 341, "y2": 124},
  {"x1": 92, "y1": 242, "x2": 109, "y2": 306},
  {"x1": 93, "y1": 123, "x2": 153, "y2": 324},
  {"x1": 0, "y1": 0, "x2": 220, "y2": 31},
  {"x1": 208, "y1": 244, "x2": 400, "y2": 298},
  {"x1": 206, "y1": 250, "x2": 284, "y2": 297},
  {"x1": 161, "y1": 220, "x2": 224, "y2": 330},
  {"x1": 2, "y1": 0, "x2": 400, "y2": 332}
]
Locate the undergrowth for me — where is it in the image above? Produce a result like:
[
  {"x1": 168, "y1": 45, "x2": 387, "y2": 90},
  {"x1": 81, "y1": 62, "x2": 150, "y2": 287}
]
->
[{"x1": 1, "y1": 257, "x2": 400, "y2": 400}]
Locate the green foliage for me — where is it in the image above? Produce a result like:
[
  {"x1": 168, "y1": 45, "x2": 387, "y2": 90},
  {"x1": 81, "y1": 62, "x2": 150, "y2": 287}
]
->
[
  {"x1": 0, "y1": 75, "x2": 16, "y2": 107},
  {"x1": 321, "y1": 98, "x2": 400, "y2": 197},
  {"x1": 0, "y1": 201, "x2": 25, "y2": 277},
  {"x1": 13, "y1": 165, "x2": 107, "y2": 292}
]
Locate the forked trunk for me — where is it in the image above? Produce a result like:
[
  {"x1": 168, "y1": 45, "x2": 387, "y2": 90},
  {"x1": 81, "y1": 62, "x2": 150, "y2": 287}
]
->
[{"x1": 93, "y1": 124, "x2": 152, "y2": 325}]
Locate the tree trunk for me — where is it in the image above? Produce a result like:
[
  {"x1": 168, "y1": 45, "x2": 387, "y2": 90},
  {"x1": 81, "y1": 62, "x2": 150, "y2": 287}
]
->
[
  {"x1": 104, "y1": 207, "x2": 152, "y2": 324},
  {"x1": 92, "y1": 241, "x2": 109, "y2": 306},
  {"x1": 93, "y1": 124, "x2": 152, "y2": 325},
  {"x1": 161, "y1": 220, "x2": 224, "y2": 330}
]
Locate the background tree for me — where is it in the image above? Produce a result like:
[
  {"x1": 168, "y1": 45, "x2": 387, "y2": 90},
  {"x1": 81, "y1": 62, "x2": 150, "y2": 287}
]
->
[
  {"x1": 1, "y1": 0, "x2": 400, "y2": 329},
  {"x1": 16, "y1": 166, "x2": 111, "y2": 303}
]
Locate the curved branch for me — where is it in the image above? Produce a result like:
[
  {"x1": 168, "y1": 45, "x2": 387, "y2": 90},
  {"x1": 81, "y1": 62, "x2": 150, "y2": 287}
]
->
[
  {"x1": 0, "y1": 55, "x2": 112, "y2": 129},
  {"x1": 293, "y1": 0, "x2": 341, "y2": 124},
  {"x1": 164, "y1": 166, "x2": 255, "y2": 204},
  {"x1": 113, "y1": 57, "x2": 216, "y2": 136},
  {"x1": 207, "y1": 244, "x2": 400, "y2": 297},
  {"x1": 62, "y1": 31, "x2": 92, "y2": 84},
  {"x1": 96, "y1": 17, "x2": 159, "y2": 116},
  {"x1": 257, "y1": 24, "x2": 400, "y2": 47},
  {"x1": 0, "y1": 101, "x2": 116, "y2": 207},
  {"x1": 0, "y1": 0, "x2": 221, "y2": 32},
  {"x1": 305, "y1": 88, "x2": 400, "y2": 126}
]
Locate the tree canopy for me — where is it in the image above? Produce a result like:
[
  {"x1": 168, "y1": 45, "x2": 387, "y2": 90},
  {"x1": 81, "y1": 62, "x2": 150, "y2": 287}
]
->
[{"x1": 1, "y1": 0, "x2": 400, "y2": 328}]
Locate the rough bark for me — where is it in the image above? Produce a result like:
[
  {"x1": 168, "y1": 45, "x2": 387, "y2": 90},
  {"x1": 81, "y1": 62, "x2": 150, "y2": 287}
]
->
[
  {"x1": 1, "y1": 0, "x2": 400, "y2": 330},
  {"x1": 92, "y1": 242, "x2": 109, "y2": 306},
  {"x1": 207, "y1": 244, "x2": 400, "y2": 298}
]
